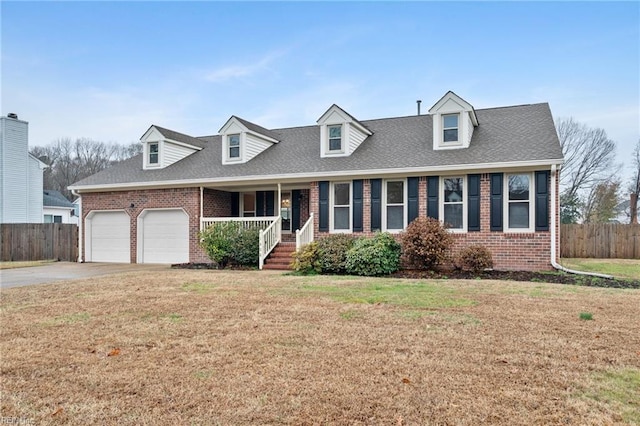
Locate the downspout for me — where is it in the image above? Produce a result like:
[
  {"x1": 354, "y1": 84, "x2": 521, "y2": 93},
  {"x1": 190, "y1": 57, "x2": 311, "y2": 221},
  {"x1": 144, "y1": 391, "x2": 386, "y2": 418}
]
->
[
  {"x1": 71, "y1": 189, "x2": 83, "y2": 263},
  {"x1": 200, "y1": 186, "x2": 203, "y2": 231},
  {"x1": 550, "y1": 164, "x2": 612, "y2": 279}
]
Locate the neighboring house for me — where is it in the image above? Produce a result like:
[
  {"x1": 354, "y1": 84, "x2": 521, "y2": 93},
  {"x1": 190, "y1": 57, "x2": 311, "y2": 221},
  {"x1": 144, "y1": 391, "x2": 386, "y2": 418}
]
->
[
  {"x1": 43, "y1": 190, "x2": 77, "y2": 224},
  {"x1": 614, "y1": 199, "x2": 639, "y2": 224},
  {"x1": 69, "y1": 91, "x2": 564, "y2": 270},
  {"x1": 0, "y1": 114, "x2": 47, "y2": 223}
]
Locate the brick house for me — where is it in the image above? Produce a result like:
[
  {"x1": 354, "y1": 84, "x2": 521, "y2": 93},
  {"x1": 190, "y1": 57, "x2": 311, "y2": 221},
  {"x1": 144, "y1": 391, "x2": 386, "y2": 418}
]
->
[{"x1": 69, "y1": 91, "x2": 564, "y2": 270}]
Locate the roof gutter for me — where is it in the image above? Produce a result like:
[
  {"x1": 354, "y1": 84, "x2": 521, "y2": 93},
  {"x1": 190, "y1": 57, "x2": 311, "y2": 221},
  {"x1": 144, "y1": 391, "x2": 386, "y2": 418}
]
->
[{"x1": 549, "y1": 164, "x2": 612, "y2": 279}]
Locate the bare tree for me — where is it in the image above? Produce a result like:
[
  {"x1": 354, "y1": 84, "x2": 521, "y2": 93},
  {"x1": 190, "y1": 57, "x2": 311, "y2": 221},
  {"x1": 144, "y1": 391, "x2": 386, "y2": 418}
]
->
[
  {"x1": 31, "y1": 139, "x2": 142, "y2": 200},
  {"x1": 582, "y1": 179, "x2": 620, "y2": 223},
  {"x1": 556, "y1": 117, "x2": 618, "y2": 200},
  {"x1": 629, "y1": 139, "x2": 640, "y2": 224}
]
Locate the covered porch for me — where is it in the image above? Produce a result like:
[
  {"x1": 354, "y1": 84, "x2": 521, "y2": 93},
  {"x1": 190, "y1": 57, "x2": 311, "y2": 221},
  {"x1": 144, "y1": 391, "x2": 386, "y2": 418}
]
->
[{"x1": 198, "y1": 183, "x2": 314, "y2": 269}]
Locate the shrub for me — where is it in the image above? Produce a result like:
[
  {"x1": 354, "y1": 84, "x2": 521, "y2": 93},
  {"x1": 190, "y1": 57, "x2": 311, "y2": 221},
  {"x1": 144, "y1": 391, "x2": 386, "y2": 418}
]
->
[
  {"x1": 199, "y1": 222, "x2": 259, "y2": 268},
  {"x1": 316, "y1": 234, "x2": 356, "y2": 274},
  {"x1": 456, "y1": 245, "x2": 494, "y2": 272},
  {"x1": 290, "y1": 241, "x2": 321, "y2": 275},
  {"x1": 345, "y1": 232, "x2": 401, "y2": 276},
  {"x1": 400, "y1": 217, "x2": 453, "y2": 270}
]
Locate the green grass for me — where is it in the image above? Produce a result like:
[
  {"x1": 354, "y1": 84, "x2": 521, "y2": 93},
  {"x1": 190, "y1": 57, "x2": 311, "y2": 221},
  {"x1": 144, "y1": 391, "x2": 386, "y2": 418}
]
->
[
  {"x1": 293, "y1": 279, "x2": 475, "y2": 310},
  {"x1": 579, "y1": 312, "x2": 593, "y2": 320},
  {"x1": 559, "y1": 258, "x2": 640, "y2": 280},
  {"x1": 577, "y1": 368, "x2": 640, "y2": 424}
]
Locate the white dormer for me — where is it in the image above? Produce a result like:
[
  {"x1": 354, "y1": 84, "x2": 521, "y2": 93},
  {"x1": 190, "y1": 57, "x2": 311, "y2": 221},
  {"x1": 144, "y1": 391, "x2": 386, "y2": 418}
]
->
[
  {"x1": 219, "y1": 116, "x2": 279, "y2": 165},
  {"x1": 141, "y1": 125, "x2": 203, "y2": 170},
  {"x1": 317, "y1": 105, "x2": 373, "y2": 158},
  {"x1": 428, "y1": 91, "x2": 479, "y2": 151}
]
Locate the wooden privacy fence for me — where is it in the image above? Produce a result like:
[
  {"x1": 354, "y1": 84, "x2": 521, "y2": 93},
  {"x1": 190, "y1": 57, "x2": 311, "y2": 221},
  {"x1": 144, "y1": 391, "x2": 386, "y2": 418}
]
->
[
  {"x1": 561, "y1": 224, "x2": 640, "y2": 259},
  {"x1": 1, "y1": 223, "x2": 78, "y2": 262}
]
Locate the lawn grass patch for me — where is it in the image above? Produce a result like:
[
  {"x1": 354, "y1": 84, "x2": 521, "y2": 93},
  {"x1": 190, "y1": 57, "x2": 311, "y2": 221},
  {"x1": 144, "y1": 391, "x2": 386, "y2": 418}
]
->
[
  {"x1": 559, "y1": 258, "x2": 640, "y2": 280},
  {"x1": 40, "y1": 312, "x2": 91, "y2": 327},
  {"x1": 296, "y1": 280, "x2": 474, "y2": 309},
  {"x1": 0, "y1": 260, "x2": 56, "y2": 270},
  {"x1": 576, "y1": 368, "x2": 640, "y2": 424},
  {"x1": 181, "y1": 281, "x2": 216, "y2": 293},
  {"x1": 579, "y1": 312, "x2": 593, "y2": 320}
]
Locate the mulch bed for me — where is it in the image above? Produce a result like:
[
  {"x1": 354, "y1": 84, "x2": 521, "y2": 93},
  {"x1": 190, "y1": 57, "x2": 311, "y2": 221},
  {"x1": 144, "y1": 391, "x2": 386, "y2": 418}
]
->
[{"x1": 173, "y1": 263, "x2": 640, "y2": 289}]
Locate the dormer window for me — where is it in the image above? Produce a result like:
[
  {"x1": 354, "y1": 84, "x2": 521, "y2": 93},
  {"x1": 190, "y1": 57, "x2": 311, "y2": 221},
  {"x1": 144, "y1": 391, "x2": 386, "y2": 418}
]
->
[
  {"x1": 148, "y1": 142, "x2": 159, "y2": 165},
  {"x1": 443, "y1": 114, "x2": 459, "y2": 143},
  {"x1": 228, "y1": 134, "x2": 240, "y2": 159},
  {"x1": 328, "y1": 125, "x2": 342, "y2": 152}
]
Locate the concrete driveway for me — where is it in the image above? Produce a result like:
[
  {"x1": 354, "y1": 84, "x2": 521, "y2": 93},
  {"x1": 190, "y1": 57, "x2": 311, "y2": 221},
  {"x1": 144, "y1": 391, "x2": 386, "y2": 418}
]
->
[{"x1": 0, "y1": 262, "x2": 170, "y2": 289}]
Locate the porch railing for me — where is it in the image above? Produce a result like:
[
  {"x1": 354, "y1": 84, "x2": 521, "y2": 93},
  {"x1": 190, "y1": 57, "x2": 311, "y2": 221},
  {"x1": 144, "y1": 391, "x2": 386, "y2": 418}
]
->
[
  {"x1": 295, "y1": 212, "x2": 314, "y2": 251},
  {"x1": 259, "y1": 216, "x2": 282, "y2": 270},
  {"x1": 200, "y1": 216, "x2": 278, "y2": 232}
]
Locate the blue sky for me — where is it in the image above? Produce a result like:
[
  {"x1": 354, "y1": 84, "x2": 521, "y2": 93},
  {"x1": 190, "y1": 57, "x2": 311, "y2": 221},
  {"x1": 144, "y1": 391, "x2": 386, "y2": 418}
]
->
[{"x1": 2, "y1": 1, "x2": 639, "y2": 183}]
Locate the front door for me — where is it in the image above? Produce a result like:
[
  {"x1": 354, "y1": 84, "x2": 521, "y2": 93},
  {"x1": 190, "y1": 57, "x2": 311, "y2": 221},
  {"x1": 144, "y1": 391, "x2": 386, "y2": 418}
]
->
[{"x1": 281, "y1": 191, "x2": 291, "y2": 232}]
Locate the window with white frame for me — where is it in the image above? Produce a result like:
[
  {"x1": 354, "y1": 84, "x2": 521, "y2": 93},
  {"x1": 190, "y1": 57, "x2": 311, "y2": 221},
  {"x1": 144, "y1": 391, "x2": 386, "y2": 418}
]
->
[
  {"x1": 442, "y1": 114, "x2": 459, "y2": 143},
  {"x1": 332, "y1": 182, "x2": 350, "y2": 231},
  {"x1": 44, "y1": 214, "x2": 62, "y2": 223},
  {"x1": 505, "y1": 174, "x2": 533, "y2": 231},
  {"x1": 228, "y1": 134, "x2": 240, "y2": 159},
  {"x1": 385, "y1": 180, "x2": 405, "y2": 231},
  {"x1": 148, "y1": 142, "x2": 159, "y2": 165},
  {"x1": 328, "y1": 125, "x2": 342, "y2": 152},
  {"x1": 442, "y1": 177, "x2": 464, "y2": 230}
]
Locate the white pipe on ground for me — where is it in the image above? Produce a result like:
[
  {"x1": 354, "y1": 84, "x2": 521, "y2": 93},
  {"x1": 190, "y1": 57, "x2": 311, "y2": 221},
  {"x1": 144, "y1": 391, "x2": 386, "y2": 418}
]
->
[{"x1": 549, "y1": 164, "x2": 613, "y2": 279}]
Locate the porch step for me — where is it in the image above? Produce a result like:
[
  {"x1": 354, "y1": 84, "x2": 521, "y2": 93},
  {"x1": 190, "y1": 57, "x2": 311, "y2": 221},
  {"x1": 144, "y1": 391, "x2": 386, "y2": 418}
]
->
[{"x1": 263, "y1": 242, "x2": 297, "y2": 270}]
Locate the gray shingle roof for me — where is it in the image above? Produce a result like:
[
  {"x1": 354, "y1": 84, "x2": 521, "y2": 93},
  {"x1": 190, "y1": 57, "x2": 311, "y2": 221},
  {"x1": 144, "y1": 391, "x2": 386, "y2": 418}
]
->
[
  {"x1": 151, "y1": 125, "x2": 206, "y2": 149},
  {"x1": 43, "y1": 190, "x2": 74, "y2": 208},
  {"x1": 71, "y1": 103, "x2": 564, "y2": 189},
  {"x1": 232, "y1": 116, "x2": 280, "y2": 141}
]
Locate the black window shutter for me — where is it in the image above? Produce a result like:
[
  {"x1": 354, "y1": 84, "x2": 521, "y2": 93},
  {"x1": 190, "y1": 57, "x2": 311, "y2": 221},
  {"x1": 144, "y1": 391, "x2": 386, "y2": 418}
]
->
[
  {"x1": 427, "y1": 176, "x2": 439, "y2": 219},
  {"x1": 370, "y1": 179, "x2": 382, "y2": 231},
  {"x1": 535, "y1": 171, "x2": 550, "y2": 231},
  {"x1": 265, "y1": 191, "x2": 275, "y2": 216},
  {"x1": 468, "y1": 174, "x2": 481, "y2": 231},
  {"x1": 291, "y1": 189, "x2": 301, "y2": 231},
  {"x1": 318, "y1": 181, "x2": 329, "y2": 232},
  {"x1": 352, "y1": 180, "x2": 363, "y2": 232},
  {"x1": 407, "y1": 177, "x2": 419, "y2": 225},
  {"x1": 256, "y1": 191, "x2": 265, "y2": 216},
  {"x1": 490, "y1": 173, "x2": 503, "y2": 231},
  {"x1": 231, "y1": 192, "x2": 240, "y2": 217}
]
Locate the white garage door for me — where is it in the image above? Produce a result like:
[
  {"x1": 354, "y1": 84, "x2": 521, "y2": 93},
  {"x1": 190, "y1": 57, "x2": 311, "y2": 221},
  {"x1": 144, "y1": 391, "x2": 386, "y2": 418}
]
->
[
  {"x1": 88, "y1": 211, "x2": 130, "y2": 263},
  {"x1": 140, "y1": 209, "x2": 189, "y2": 264}
]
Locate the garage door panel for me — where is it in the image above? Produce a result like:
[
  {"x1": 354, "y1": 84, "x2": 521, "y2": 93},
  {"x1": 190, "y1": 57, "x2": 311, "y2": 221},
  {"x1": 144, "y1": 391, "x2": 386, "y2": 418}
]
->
[
  {"x1": 89, "y1": 211, "x2": 130, "y2": 263},
  {"x1": 141, "y1": 210, "x2": 189, "y2": 264}
]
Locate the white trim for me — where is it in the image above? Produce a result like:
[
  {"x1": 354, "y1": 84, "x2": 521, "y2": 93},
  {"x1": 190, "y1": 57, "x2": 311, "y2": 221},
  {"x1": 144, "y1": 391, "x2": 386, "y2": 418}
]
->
[
  {"x1": 442, "y1": 113, "x2": 461, "y2": 145},
  {"x1": 439, "y1": 176, "x2": 467, "y2": 233},
  {"x1": 163, "y1": 138, "x2": 203, "y2": 151},
  {"x1": 330, "y1": 181, "x2": 352, "y2": 233},
  {"x1": 327, "y1": 124, "x2": 345, "y2": 154},
  {"x1": 224, "y1": 133, "x2": 243, "y2": 163},
  {"x1": 382, "y1": 178, "x2": 407, "y2": 232},
  {"x1": 503, "y1": 172, "x2": 535, "y2": 233},
  {"x1": 70, "y1": 159, "x2": 564, "y2": 193}
]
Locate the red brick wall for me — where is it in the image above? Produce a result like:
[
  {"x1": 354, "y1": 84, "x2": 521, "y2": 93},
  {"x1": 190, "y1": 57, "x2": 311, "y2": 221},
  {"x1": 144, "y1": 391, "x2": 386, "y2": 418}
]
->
[
  {"x1": 309, "y1": 173, "x2": 558, "y2": 271},
  {"x1": 81, "y1": 188, "x2": 209, "y2": 263},
  {"x1": 203, "y1": 189, "x2": 232, "y2": 217}
]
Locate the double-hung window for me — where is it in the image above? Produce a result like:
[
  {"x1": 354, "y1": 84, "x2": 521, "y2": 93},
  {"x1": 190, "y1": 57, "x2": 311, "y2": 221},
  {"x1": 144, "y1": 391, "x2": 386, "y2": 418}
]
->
[
  {"x1": 505, "y1": 174, "x2": 533, "y2": 231},
  {"x1": 332, "y1": 182, "x2": 350, "y2": 231},
  {"x1": 148, "y1": 143, "x2": 159, "y2": 165},
  {"x1": 442, "y1": 177, "x2": 464, "y2": 230},
  {"x1": 228, "y1": 134, "x2": 240, "y2": 159},
  {"x1": 328, "y1": 125, "x2": 342, "y2": 152},
  {"x1": 385, "y1": 180, "x2": 405, "y2": 231},
  {"x1": 442, "y1": 114, "x2": 459, "y2": 143}
]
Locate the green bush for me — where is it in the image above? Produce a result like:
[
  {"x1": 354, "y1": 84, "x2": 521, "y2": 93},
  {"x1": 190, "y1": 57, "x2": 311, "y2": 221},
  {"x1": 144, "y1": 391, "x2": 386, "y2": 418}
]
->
[
  {"x1": 345, "y1": 232, "x2": 401, "y2": 276},
  {"x1": 400, "y1": 217, "x2": 453, "y2": 270},
  {"x1": 317, "y1": 234, "x2": 356, "y2": 274},
  {"x1": 456, "y1": 245, "x2": 494, "y2": 272},
  {"x1": 199, "y1": 222, "x2": 259, "y2": 268},
  {"x1": 290, "y1": 241, "x2": 321, "y2": 275}
]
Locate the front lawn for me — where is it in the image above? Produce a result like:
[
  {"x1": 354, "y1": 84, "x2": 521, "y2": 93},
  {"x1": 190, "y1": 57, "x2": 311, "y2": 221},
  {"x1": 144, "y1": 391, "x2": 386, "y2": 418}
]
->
[{"x1": 1, "y1": 270, "x2": 639, "y2": 425}]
